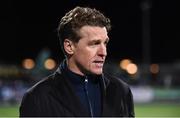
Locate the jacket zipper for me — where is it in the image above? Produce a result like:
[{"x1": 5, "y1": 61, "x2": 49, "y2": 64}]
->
[{"x1": 84, "y1": 77, "x2": 93, "y2": 117}]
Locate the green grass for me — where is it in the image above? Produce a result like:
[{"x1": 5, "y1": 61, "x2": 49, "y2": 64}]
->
[
  {"x1": 0, "y1": 104, "x2": 19, "y2": 117},
  {"x1": 135, "y1": 103, "x2": 180, "y2": 117},
  {"x1": 0, "y1": 103, "x2": 180, "y2": 117}
]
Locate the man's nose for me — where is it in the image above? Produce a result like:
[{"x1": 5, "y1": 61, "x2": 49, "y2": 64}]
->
[{"x1": 98, "y1": 44, "x2": 107, "y2": 57}]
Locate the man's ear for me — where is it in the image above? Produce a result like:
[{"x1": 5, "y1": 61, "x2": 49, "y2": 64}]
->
[{"x1": 64, "y1": 39, "x2": 75, "y2": 55}]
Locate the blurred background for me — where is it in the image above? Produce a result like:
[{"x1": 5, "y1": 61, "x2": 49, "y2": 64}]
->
[{"x1": 0, "y1": 0, "x2": 180, "y2": 117}]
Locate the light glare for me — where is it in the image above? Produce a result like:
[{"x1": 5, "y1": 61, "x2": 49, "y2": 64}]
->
[{"x1": 22, "y1": 58, "x2": 35, "y2": 69}]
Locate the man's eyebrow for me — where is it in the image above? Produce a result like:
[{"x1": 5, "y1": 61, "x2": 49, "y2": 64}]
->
[
  {"x1": 91, "y1": 38, "x2": 109, "y2": 42},
  {"x1": 90, "y1": 39, "x2": 101, "y2": 43}
]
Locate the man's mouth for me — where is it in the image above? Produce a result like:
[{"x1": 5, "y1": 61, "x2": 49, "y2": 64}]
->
[{"x1": 94, "y1": 61, "x2": 104, "y2": 67}]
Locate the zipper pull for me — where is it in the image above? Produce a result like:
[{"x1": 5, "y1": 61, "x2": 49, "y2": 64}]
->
[
  {"x1": 85, "y1": 78, "x2": 88, "y2": 83},
  {"x1": 84, "y1": 77, "x2": 88, "y2": 90}
]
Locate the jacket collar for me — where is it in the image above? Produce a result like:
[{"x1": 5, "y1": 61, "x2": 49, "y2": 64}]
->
[
  {"x1": 56, "y1": 59, "x2": 110, "y2": 92},
  {"x1": 57, "y1": 59, "x2": 110, "y2": 86}
]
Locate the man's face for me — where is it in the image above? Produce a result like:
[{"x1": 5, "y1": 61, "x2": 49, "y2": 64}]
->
[{"x1": 68, "y1": 26, "x2": 109, "y2": 75}]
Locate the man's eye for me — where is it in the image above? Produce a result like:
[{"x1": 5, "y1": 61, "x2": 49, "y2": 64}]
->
[
  {"x1": 94, "y1": 42, "x2": 100, "y2": 45},
  {"x1": 90, "y1": 41, "x2": 100, "y2": 46},
  {"x1": 104, "y1": 41, "x2": 109, "y2": 46}
]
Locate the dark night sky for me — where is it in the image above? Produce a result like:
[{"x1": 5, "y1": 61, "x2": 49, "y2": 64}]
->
[{"x1": 0, "y1": 0, "x2": 179, "y2": 64}]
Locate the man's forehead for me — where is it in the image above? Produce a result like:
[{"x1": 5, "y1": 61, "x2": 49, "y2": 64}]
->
[{"x1": 79, "y1": 26, "x2": 108, "y2": 38}]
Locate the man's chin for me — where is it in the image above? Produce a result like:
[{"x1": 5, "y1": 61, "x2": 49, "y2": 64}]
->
[{"x1": 91, "y1": 70, "x2": 103, "y2": 75}]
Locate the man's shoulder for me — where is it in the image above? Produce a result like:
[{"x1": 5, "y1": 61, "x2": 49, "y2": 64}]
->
[
  {"x1": 25, "y1": 72, "x2": 61, "y2": 96},
  {"x1": 104, "y1": 73, "x2": 127, "y2": 84},
  {"x1": 104, "y1": 73, "x2": 130, "y2": 91}
]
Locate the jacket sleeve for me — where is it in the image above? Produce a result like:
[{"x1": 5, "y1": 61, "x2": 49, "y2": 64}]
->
[{"x1": 19, "y1": 92, "x2": 40, "y2": 117}]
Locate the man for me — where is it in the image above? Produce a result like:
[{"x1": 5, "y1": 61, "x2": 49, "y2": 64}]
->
[{"x1": 20, "y1": 6, "x2": 135, "y2": 117}]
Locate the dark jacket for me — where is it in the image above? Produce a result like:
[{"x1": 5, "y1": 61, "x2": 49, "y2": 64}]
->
[{"x1": 20, "y1": 64, "x2": 135, "y2": 117}]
